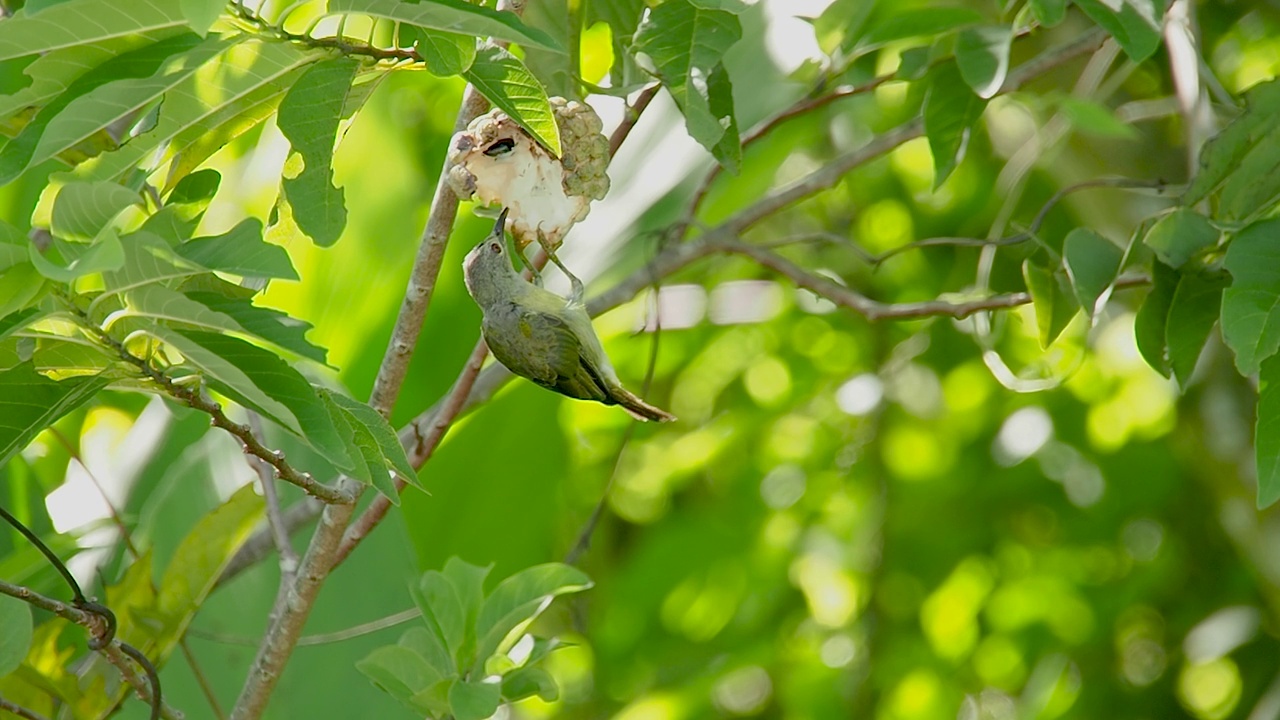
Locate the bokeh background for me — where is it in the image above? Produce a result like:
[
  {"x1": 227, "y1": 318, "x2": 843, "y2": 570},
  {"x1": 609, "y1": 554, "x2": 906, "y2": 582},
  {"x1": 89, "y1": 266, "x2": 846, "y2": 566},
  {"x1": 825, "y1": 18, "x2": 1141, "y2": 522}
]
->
[{"x1": 4, "y1": 0, "x2": 1280, "y2": 718}]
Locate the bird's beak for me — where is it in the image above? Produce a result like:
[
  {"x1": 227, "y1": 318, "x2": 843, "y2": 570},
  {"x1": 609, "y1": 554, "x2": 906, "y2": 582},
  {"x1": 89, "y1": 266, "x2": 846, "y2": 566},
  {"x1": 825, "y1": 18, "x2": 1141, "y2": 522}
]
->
[{"x1": 493, "y1": 207, "x2": 509, "y2": 237}]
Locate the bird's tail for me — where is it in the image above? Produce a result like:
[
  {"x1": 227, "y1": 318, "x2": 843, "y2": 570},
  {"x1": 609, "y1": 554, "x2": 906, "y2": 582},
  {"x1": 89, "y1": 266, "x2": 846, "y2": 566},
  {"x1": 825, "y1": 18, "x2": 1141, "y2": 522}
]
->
[{"x1": 610, "y1": 387, "x2": 676, "y2": 422}]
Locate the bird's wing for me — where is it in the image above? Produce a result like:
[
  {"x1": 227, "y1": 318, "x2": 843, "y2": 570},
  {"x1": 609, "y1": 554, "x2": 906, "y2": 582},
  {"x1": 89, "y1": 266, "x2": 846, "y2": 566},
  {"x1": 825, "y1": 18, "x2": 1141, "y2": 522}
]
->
[{"x1": 485, "y1": 307, "x2": 611, "y2": 403}]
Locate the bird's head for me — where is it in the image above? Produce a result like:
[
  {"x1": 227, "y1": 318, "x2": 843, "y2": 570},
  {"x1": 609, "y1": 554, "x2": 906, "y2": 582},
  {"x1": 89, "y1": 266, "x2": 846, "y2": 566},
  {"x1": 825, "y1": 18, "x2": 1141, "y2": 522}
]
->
[{"x1": 462, "y1": 208, "x2": 514, "y2": 307}]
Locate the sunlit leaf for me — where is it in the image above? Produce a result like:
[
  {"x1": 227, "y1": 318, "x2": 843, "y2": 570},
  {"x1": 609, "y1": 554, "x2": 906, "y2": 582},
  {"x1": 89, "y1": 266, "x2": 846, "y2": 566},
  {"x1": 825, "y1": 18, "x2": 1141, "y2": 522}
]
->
[
  {"x1": 955, "y1": 26, "x2": 1011, "y2": 99},
  {"x1": 278, "y1": 57, "x2": 360, "y2": 248},
  {"x1": 29, "y1": 230, "x2": 125, "y2": 281},
  {"x1": 183, "y1": 292, "x2": 327, "y2": 364},
  {"x1": 1142, "y1": 209, "x2": 1219, "y2": 269},
  {"x1": 413, "y1": 29, "x2": 477, "y2": 76},
  {"x1": 176, "y1": 219, "x2": 299, "y2": 280},
  {"x1": 154, "y1": 483, "x2": 264, "y2": 658},
  {"x1": 1063, "y1": 228, "x2": 1123, "y2": 317},
  {"x1": 1023, "y1": 259, "x2": 1079, "y2": 348},
  {"x1": 147, "y1": 324, "x2": 302, "y2": 434},
  {"x1": 0, "y1": 0, "x2": 188, "y2": 62},
  {"x1": 633, "y1": 0, "x2": 741, "y2": 157},
  {"x1": 1073, "y1": 0, "x2": 1163, "y2": 61},
  {"x1": 179, "y1": 0, "x2": 224, "y2": 35},
  {"x1": 472, "y1": 563, "x2": 591, "y2": 672},
  {"x1": 327, "y1": 0, "x2": 563, "y2": 52},
  {"x1": 49, "y1": 181, "x2": 142, "y2": 241},
  {"x1": 462, "y1": 46, "x2": 561, "y2": 157},
  {"x1": 924, "y1": 61, "x2": 986, "y2": 189}
]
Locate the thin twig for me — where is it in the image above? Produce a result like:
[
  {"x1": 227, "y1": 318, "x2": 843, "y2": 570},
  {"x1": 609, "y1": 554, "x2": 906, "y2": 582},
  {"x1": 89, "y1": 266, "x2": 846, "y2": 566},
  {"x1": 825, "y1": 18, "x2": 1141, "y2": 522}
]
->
[
  {"x1": 189, "y1": 608, "x2": 422, "y2": 648},
  {"x1": 608, "y1": 84, "x2": 660, "y2": 158},
  {"x1": 0, "y1": 696, "x2": 51, "y2": 720},
  {"x1": 245, "y1": 413, "x2": 300, "y2": 579},
  {"x1": 0, "y1": 581, "x2": 181, "y2": 720},
  {"x1": 330, "y1": 337, "x2": 490, "y2": 570},
  {"x1": 230, "y1": 0, "x2": 527, "y2": 711}
]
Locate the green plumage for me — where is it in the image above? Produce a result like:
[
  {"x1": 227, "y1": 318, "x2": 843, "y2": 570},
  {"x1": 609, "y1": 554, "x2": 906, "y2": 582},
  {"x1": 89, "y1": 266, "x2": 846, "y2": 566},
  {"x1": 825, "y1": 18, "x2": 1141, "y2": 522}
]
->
[{"x1": 462, "y1": 210, "x2": 675, "y2": 422}]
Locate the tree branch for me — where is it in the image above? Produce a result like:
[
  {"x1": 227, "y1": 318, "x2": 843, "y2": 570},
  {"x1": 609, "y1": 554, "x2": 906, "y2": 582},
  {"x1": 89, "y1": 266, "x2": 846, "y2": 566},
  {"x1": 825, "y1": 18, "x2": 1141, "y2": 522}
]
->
[
  {"x1": 0, "y1": 696, "x2": 51, "y2": 720},
  {"x1": 608, "y1": 84, "x2": 660, "y2": 157},
  {"x1": 0, "y1": 581, "x2": 181, "y2": 720}
]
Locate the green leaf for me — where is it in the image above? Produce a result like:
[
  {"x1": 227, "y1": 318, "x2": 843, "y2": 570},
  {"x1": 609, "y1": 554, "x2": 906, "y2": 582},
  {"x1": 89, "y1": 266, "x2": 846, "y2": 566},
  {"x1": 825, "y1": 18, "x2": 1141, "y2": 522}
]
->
[
  {"x1": 50, "y1": 182, "x2": 143, "y2": 241},
  {"x1": 1029, "y1": 0, "x2": 1067, "y2": 27},
  {"x1": 399, "y1": 626, "x2": 456, "y2": 682},
  {"x1": 1062, "y1": 228, "x2": 1123, "y2": 317},
  {"x1": 448, "y1": 679, "x2": 501, "y2": 720},
  {"x1": 1134, "y1": 260, "x2": 1177, "y2": 378},
  {"x1": 1222, "y1": 219, "x2": 1280, "y2": 375},
  {"x1": 689, "y1": 0, "x2": 748, "y2": 11},
  {"x1": 1143, "y1": 209, "x2": 1219, "y2": 269},
  {"x1": 0, "y1": 0, "x2": 188, "y2": 62},
  {"x1": 442, "y1": 557, "x2": 490, "y2": 629},
  {"x1": 169, "y1": 168, "x2": 220, "y2": 206},
  {"x1": 955, "y1": 26, "x2": 1011, "y2": 99},
  {"x1": 1257, "y1": 356, "x2": 1280, "y2": 508},
  {"x1": 502, "y1": 666, "x2": 559, "y2": 702},
  {"x1": 1058, "y1": 96, "x2": 1137, "y2": 139},
  {"x1": 327, "y1": 0, "x2": 563, "y2": 52},
  {"x1": 633, "y1": 0, "x2": 742, "y2": 154},
  {"x1": 0, "y1": 33, "x2": 205, "y2": 185},
  {"x1": 176, "y1": 219, "x2": 299, "y2": 280},
  {"x1": 0, "y1": 362, "x2": 110, "y2": 468},
  {"x1": 29, "y1": 230, "x2": 125, "y2": 281},
  {"x1": 706, "y1": 63, "x2": 741, "y2": 174},
  {"x1": 1073, "y1": 0, "x2": 1163, "y2": 62},
  {"x1": 358, "y1": 645, "x2": 446, "y2": 705},
  {"x1": 462, "y1": 46, "x2": 561, "y2": 157},
  {"x1": 1185, "y1": 80, "x2": 1280, "y2": 208},
  {"x1": 1166, "y1": 270, "x2": 1228, "y2": 390},
  {"x1": 412, "y1": 570, "x2": 468, "y2": 666},
  {"x1": 0, "y1": 308, "x2": 43, "y2": 346},
  {"x1": 120, "y1": 284, "x2": 246, "y2": 334},
  {"x1": 324, "y1": 390, "x2": 420, "y2": 490},
  {"x1": 146, "y1": 324, "x2": 302, "y2": 433},
  {"x1": 0, "y1": 220, "x2": 28, "y2": 272},
  {"x1": 813, "y1": 0, "x2": 879, "y2": 55},
  {"x1": 923, "y1": 61, "x2": 986, "y2": 189},
  {"x1": 413, "y1": 29, "x2": 477, "y2": 76},
  {"x1": 586, "y1": 0, "x2": 644, "y2": 88},
  {"x1": 172, "y1": 330, "x2": 352, "y2": 471},
  {"x1": 30, "y1": 36, "x2": 234, "y2": 178},
  {"x1": 0, "y1": 593, "x2": 33, "y2": 677},
  {"x1": 154, "y1": 483, "x2": 264, "y2": 658},
  {"x1": 860, "y1": 7, "x2": 983, "y2": 48},
  {"x1": 0, "y1": 264, "x2": 49, "y2": 319},
  {"x1": 472, "y1": 563, "x2": 591, "y2": 672},
  {"x1": 278, "y1": 57, "x2": 360, "y2": 248},
  {"x1": 1022, "y1": 259, "x2": 1079, "y2": 348},
  {"x1": 75, "y1": 40, "x2": 319, "y2": 186},
  {"x1": 184, "y1": 292, "x2": 327, "y2": 364},
  {"x1": 179, "y1": 0, "x2": 225, "y2": 35},
  {"x1": 319, "y1": 389, "x2": 400, "y2": 501},
  {"x1": 94, "y1": 232, "x2": 199, "y2": 311}
]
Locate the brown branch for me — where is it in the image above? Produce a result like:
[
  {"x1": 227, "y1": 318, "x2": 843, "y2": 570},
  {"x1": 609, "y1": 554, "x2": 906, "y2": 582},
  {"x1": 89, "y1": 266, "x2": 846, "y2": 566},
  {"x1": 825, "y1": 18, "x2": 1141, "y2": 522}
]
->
[
  {"x1": 0, "y1": 581, "x2": 182, "y2": 720},
  {"x1": 84, "y1": 323, "x2": 351, "y2": 505},
  {"x1": 608, "y1": 84, "x2": 660, "y2": 158},
  {"x1": 229, "y1": 2, "x2": 421, "y2": 65},
  {"x1": 0, "y1": 696, "x2": 51, "y2": 720},
  {"x1": 329, "y1": 337, "x2": 490, "y2": 570}
]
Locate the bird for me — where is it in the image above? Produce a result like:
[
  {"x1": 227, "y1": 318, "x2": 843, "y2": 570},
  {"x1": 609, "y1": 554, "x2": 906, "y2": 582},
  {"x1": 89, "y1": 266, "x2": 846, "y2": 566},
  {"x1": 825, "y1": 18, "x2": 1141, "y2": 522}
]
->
[{"x1": 462, "y1": 209, "x2": 675, "y2": 422}]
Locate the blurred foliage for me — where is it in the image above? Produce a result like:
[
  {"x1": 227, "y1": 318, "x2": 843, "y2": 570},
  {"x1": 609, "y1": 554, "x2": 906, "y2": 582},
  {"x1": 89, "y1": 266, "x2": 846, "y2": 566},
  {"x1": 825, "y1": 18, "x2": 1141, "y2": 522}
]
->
[{"x1": 0, "y1": 1, "x2": 1279, "y2": 720}]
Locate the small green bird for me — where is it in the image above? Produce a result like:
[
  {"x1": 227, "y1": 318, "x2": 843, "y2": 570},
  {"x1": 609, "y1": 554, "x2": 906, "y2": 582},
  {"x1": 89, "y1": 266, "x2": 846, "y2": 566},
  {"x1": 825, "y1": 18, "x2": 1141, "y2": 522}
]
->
[{"x1": 463, "y1": 209, "x2": 676, "y2": 422}]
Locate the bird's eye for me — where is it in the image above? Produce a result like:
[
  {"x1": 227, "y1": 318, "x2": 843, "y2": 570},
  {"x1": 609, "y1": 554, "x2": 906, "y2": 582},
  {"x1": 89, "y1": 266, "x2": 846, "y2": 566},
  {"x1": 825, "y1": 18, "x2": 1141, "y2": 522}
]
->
[
  {"x1": 489, "y1": 242, "x2": 502, "y2": 254},
  {"x1": 483, "y1": 138, "x2": 515, "y2": 157}
]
